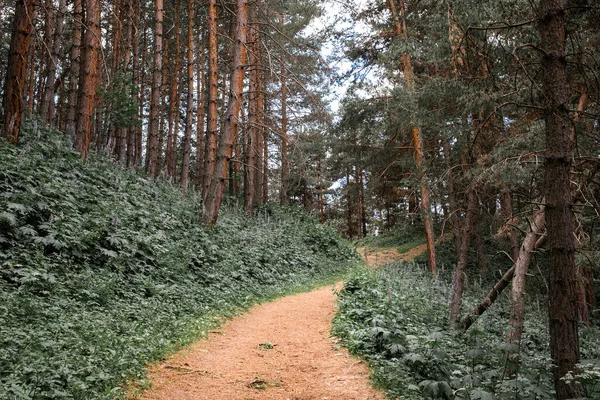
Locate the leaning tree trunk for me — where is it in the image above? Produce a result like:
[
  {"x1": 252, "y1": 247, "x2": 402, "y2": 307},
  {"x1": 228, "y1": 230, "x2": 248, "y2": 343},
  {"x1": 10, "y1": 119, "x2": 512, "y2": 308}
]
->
[
  {"x1": 2, "y1": 0, "x2": 36, "y2": 145},
  {"x1": 462, "y1": 208, "x2": 547, "y2": 331},
  {"x1": 505, "y1": 205, "x2": 546, "y2": 375},
  {"x1": 539, "y1": 0, "x2": 584, "y2": 397},
  {"x1": 203, "y1": 0, "x2": 248, "y2": 225}
]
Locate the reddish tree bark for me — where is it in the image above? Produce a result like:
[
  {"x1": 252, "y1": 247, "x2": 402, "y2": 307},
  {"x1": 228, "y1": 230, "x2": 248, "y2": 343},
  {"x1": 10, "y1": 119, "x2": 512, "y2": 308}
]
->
[
  {"x1": 203, "y1": 0, "x2": 249, "y2": 224},
  {"x1": 2, "y1": 0, "x2": 36, "y2": 145},
  {"x1": 388, "y1": 0, "x2": 437, "y2": 275},
  {"x1": 75, "y1": 0, "x2": 101, "y2": 159}
]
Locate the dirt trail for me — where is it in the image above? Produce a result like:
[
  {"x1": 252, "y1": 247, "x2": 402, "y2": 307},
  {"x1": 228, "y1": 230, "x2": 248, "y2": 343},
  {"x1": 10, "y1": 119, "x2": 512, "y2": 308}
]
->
[
  {"x1": 357, "y1": 243, "x2": 427, "y2": 266},
  {"x1": 135, "y1": 285, "x2": 384, "y2": 400}
]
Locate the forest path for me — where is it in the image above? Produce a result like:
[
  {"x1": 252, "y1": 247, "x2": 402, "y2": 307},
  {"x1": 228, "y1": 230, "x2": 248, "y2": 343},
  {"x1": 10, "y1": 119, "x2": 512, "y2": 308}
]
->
[
  {"x1": 134, "y1": 283, "x2": 384, "y2": 400},
  {"x1": 357, "y1": 243, "x2": 427, "y2": 266}
]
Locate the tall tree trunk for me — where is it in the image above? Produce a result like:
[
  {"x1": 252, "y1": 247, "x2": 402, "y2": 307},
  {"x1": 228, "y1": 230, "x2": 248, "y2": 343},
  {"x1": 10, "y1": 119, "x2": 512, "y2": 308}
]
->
[
  {"x1": 203, "y1": 0, "x2": 248, "y2": 224},
  {"x1": 166, "y1": 0, "x2": 181, "y2": 178},
  {"x1": 355, "y1": 168, "x2": 362, "y2": 237},
  {"x1": 444, "y1": 144, "x2": 462, "y2": 255},
  {"x1": 145, "y1": 0, "x2": 163, "y2": 176},
  {"x1": 279, "y1": 14, "x2": 288, "y2": 206},
  {"x1": 127, "y1": 0, "x2": 139, "y2": 167},
  {"x1": 262, "y1": 124, "x2": 268, "y2": 203},
  {"x1": 157, "y1": 38, "x2": 169, "y2": 175},
  {"x1": 254, "y1": 63, "x2": 265, "y2": 206},
  {"x1": 195, "y1": 28, "x2": 207, "y2": 190},
  {"x1": 414, "y1": 126, "x2": 437, "y2": 275},
  {"x1": 2, "y1": 0, "x2": 36, "y2": 145},
  {"x1": 66, "y1": 0, "x2": 82, "y2": 139},
  {"x1": 388, "y1": 0, "x2": 437, "y2": 275},
  {"x1": 40, "y1": 0, "x2": 66, "y2": 124},
  {"x1": 255, "y1": 109, "x2": 264, "y2": 205},
  {"x1": 179, "y1": 0, "x2": 194, "y2": 193},
  {"x1": 346, "y1": 167, "x2": 354, "y2": 239},
  {"x1": 75, "y1": 0, "x2": 101, "y2": 159},
  {"x1": 506, "y1": 206, "x2": 546, "y2": 375},
  {"x1": 135, "y1": 11, "x2": 147, "y2": 167},
  {"x1": 26, "y1": 35, "x2": 37, "y2": 113},
  {"x1": 112, "y1": 0, "x2": 128, "y2": 163},
  {"x1": 318, "y1": 158, "x2": 325, "y2": 222},
  {"x1": 40, "y1": 0, "x2": 53, "y2": 117},
  {"x1": 360, "y1": 171, "x2": 367, "y2": 235},
  {"x1": 449, "y1": 186, "x2": 477, "y2": 324},
  {"x1": 244, "y1": 22, "x2": 259, "y2": 214},
  {"x1": 539, "y1": 0, "x2": 584, "y2": 397},
  {"x1": 203, "y1": 0, "x2": 219, "y2": 200}
]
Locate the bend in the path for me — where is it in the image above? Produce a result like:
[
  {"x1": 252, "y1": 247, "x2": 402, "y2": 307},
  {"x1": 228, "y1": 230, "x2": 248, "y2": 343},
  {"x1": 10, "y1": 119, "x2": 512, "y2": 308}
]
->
[
  {"x1": 134, "y1": 285, "x2": 383, "y2": 400},
  {"x1": 357, "y1": 243, "x2": 427, "y2": 266}
]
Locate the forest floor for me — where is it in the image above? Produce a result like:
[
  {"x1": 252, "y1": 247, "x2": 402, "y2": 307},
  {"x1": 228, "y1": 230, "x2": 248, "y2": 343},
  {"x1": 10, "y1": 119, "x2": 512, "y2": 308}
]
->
[{"x1": 133, "y1": 245, "x2": 425, "y2": 400}]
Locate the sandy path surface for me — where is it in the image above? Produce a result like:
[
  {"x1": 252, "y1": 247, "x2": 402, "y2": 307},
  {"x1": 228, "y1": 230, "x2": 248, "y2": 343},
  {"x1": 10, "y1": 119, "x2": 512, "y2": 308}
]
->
[
  {"x1": 135, "y1": 285, "x2": 384, "y2": 400},
  {"x1": 357, "y1": 243, "x2": 427, "y2": 266}
]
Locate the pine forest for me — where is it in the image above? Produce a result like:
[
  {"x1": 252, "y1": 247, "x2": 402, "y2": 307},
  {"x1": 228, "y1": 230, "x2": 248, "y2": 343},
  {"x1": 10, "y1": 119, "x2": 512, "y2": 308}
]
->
[{"x1": 0, "y1": 0, "x2": 599, "y2": 399}]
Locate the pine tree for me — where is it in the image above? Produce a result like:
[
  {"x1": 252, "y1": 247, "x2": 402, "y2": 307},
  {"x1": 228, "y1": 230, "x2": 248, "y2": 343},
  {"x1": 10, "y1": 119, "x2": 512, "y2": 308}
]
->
[{"x1": 203, "y1": 0, "x2": 248, "y2": 224}]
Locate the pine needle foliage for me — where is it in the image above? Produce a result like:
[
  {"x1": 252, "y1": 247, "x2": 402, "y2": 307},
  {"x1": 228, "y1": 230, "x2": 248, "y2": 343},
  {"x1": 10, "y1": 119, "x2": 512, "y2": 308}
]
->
[{"x1": 0, "y1": 119, "x2": 357, "y2": 399}]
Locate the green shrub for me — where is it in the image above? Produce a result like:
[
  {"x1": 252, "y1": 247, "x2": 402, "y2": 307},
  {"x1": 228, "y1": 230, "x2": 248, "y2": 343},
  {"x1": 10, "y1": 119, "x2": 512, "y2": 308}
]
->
[{"x1": 333, "y1": 263, "x2": 600, "y2": 399}]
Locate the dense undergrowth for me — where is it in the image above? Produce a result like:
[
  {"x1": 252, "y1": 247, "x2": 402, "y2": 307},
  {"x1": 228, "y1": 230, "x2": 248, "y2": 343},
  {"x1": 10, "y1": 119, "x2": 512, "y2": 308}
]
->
[
  {"x1": 0, "y1": 120, "x2": 357, "y2": 399},
  {"x1": 333, "y1": 263, "x2": 600, "y2": 399}
]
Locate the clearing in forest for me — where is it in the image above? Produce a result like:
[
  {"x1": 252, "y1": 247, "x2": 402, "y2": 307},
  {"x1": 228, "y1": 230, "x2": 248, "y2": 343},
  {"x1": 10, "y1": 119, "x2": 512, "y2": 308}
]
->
[{"x1": 133, "y1": 284, "x2": 384, "y2": 400}]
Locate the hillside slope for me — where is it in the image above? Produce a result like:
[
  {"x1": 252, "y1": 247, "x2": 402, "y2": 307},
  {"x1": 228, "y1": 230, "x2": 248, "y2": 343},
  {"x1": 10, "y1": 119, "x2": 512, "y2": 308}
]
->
[{"x1": 0, "y1": 121, "x2": 357, "y2": 400}]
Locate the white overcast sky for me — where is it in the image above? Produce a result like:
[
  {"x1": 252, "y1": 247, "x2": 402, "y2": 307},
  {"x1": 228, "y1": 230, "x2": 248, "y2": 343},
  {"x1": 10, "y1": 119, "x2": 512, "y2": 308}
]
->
[{"x1": 304, "y1": 0, "x2": 374, "y2": 113}]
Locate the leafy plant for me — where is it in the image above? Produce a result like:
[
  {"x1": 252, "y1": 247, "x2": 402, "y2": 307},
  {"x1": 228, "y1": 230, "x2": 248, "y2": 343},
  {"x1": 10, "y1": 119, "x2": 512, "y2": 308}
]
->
[{"x1": 333, "y1": 263, "x2": 600, "y2": 399}]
